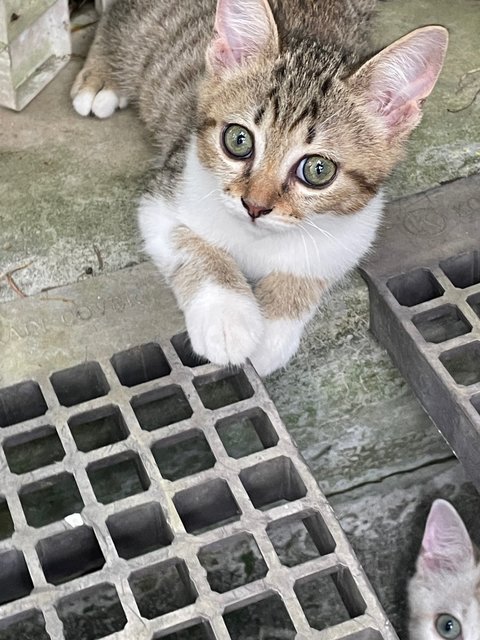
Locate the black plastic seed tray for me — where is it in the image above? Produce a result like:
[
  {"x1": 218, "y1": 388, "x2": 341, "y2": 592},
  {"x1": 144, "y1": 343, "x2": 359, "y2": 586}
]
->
[
  {"x1": 361, "y1": 174, "x2": 480, "y2": 490},
  {"x1": 0, "y1": 314, "x2": 397, "y2": 639}
]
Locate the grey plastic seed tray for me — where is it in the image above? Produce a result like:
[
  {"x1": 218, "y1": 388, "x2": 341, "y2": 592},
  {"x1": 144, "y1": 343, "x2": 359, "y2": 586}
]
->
[
  {"x1": 0, "y1": 268, "x2": 397, "y2": 639},
  {"x1": 361, "y1": 174, "x2": 480, "y2": 491}
]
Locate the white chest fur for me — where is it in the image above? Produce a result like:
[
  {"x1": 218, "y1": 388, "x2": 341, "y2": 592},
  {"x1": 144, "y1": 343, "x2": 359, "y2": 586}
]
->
[{"x1": 138, "y1": 140, "x2": 384, "y2": 285}]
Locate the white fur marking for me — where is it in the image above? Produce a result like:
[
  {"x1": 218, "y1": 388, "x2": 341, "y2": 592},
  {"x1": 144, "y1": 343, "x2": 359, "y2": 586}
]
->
[
  {"x1": 72, "y1": 90, "x2": 95, "y2": 117},
  {"x1": 92, "y1": 89, "x2": 120, "y2": 119}
]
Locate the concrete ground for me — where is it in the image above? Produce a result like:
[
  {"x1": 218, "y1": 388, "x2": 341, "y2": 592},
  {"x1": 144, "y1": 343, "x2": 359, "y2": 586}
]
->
[{"x1": 1, "y1": 0, "x2": 480, "y2": 637}]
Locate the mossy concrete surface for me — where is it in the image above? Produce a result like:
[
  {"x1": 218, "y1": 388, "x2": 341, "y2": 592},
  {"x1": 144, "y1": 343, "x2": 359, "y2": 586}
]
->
[{"x1": 0, "y1": 0, "x2": 479, "y2": 636}]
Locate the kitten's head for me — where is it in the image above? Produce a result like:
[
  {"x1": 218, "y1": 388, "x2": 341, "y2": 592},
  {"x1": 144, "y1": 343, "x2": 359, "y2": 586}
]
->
[
  {"x1": 196, "y1": 0, "x2": 448, "y2": 230},
  {"x1": 408, "y1": 499, "x2": 480, "y2": 640}
]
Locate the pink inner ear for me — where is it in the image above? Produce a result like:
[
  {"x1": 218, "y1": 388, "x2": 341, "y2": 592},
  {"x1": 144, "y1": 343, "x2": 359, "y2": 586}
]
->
[
  {"x1": 419, "y1": 500, "x2": 474, "y2": 573},
  {"x1": 364, "y1": 27, "x2": 448, "y2": 131},
  {"x1": 207, "y1": 0, "x2": 277, "y2": 72}
]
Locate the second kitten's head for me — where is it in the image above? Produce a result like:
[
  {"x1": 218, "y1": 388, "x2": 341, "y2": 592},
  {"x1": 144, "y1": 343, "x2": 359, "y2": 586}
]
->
[
  {"x1": 408, "y1": 499, "x2": 480, "y2": 640},
  {"x1": 196, "y1": 0, "x2": 448, "y2": 230}
]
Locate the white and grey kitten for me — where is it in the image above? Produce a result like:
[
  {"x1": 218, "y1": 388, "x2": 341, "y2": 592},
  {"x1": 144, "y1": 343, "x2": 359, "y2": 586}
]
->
[
  {"x1": 72, "y1": 0, "x2": 448, "y2": 375},
  {"x1": 408, "y1": 499, "x2": 480, "y2": 640}
]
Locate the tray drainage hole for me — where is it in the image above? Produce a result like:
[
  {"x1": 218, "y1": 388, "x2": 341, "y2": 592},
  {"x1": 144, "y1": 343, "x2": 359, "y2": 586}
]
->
[
  {"x1": 223, "y1": 592, "x2": 296, "y2": 640},
  {"x1": 0, "y1": 610, "x2": 49, "y2": 640},
  {"x1": 198, "y1": 532, "x2": 268, "y2": 593},
  {"x1": 294, "y1": 567, "x2": 366, "y2": 631},
  {"x1": 111, "y1": 342, "x2": 171, "y2": 387},
  {"x1": 267, "y1": 512, "x2": 336, "y2": 567},
  {"x1": 152, "y1": 620, "x2": 213, "y2": 640},
  {"x1": 132, "y1": 385, "x2": 193, "y2": 431},
  {"x1": 0, "y1": 380, "x2": 47, "y2": 428},
  {"x1": 152, "y1": 430, "x2": 215, "y2": 481},
  {"x1": 56, "y1": 583, "x2": 127, "y2": 640},
  {"x1": 387, "y1": 268, "x2": 444, "y2": 307},
  {"x1": 216, "y1": 408, "x2": 278, "y2": 458},
  {"x1": 440, "y1": 250, "x2": 480, "y2": 289},
  {"x1": 173, "y1": 478, "x2": 241, "y2": 534},
  {"x1": 68, "y1": 405, "x2": 128, "y2": 452},
  {"x1": 240, "y1": 456, "x2": 306, "y2": 510},
  {"x1": 20, "y1": 473, "x2": 84, "y2": 528},
  {"x1": 129, "y1": 559, "x2": 197, "y2": 619},
  {"x1": 37, "y1": 526, "x2": 105, "y2": 586},
  {"x1": 467, "y1": 292, "x2": 480, "y2": 319},
  {"x1": 0, "y1": 498, "x2": 14, "y2": 541},
  {"x1": 171, "y1": 332, "x2": 209, "y2": 368},
  {"x1": 412, "y1": 304, "x2": 472, "y2": 344},
  {"x1": 4, "y1": 426, "x2": 65, "y2": 474},
  {"x1": 50, "y1": 361, "x2": 109, "y2": 407},
  {"x1": 0, "y1": 549, "x2": 33, "y2": 605},
  {"x1": 193, "y1": 369, "x2": 254, "y2": 410},
  {"x1": 440, "y1": 342, "x2": 480, "y2": 386},
  {"x1": 107, "y1": 502, "x2": 173, "y2": 560},
  {"x1": 87, "y1": 452, "x2": 150, "y2": 504}
]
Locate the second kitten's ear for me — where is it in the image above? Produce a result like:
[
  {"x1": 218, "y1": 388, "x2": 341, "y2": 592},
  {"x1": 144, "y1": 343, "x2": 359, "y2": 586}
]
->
[
  {"x1": 352, "y1": 26, "x2": 448, "y2": 136},
  {"x1": 207, "y1": 0, "x2": 279, "y2": 73},
  {"x1": 418, "y1": 500, "x2": 475, "y2": 574}
]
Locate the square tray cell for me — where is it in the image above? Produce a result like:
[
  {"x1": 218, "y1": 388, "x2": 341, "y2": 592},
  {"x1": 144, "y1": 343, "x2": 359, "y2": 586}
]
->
[
  {"x1": 412, "y1": 304, "x2": 472, "y2": 344},
  {"x1": 0, "y1": 549, "x2": 33, "y2": 605},
  {"x1": 0, "y1": 380, "x2": 47, "y2": 428},
  {"x1": 4, "y1": 426, "x2": 65, "y2": 474},
  {"x1": 152, "y1": 430, "x2": 215, "y2": 481},
  {"x1": 20, "y1": 473, "x2": 84, "y2": 528},
  {"x1": 37, "y1": 526, "x2": 105, "y2": 585},
  {"x1": 87, "y1": 452, "x2": 150, "y2": 504},
  {"x1": 171, "y1": 332, "x2": 209, "y2": 368},
  {"x1": 50, "y1": 362, "x2": 109, "y2": 407},
  {"x1": 129, "y1": 560, "x2": 197, "y2": 619},
  {"x1": 440, "y1": 342, "x2": 480, "y2": 386},
  {"x1": 240, "y1": 457, "x2": 306, "y2": 510},
  {"x1": 440, "y1": 250, "x2": 480, "y2": 288},
  {"x1": 224, "y1": 593, "x2": 296, "y2": 640},
  {"x1": 57, "y1": 583, "x2": 127, "y2": 640},
  {"x1": 0, "y1": 610, "x2": 49, "y2": 640},
  {"x1": 132, "y1": 386, "x2": 193, "y2": 431},
  {"x1": 111, "y1": 342, "x2": 171, "y2": 387},
  {"x1": 174, "y1": 479, "x2": 241, "y2": 534},
  {"x1": 294, "y1": 568, "x2": 366, "y2": 631},
  {"x1": 216, "y1": 408, "x2": 278, "y2": 458},
  {"x1": 387, "y1": 268, "x2": 444, "y2": 307},
  {"x1": 467, "y1": 291, "x2": 480, "y2": 318},
  {"x1": 68, "y1": 405, "x2": 128, "y2": 452},
  {"x1": 0, "y1": 498, "x2": 14, "y2": 541},
  {"x1": 267, "y1": 512, "x2": 336, "y2": 567},
  {"x1": 153, "y1": 620, "x2": 213, "y2": 639},
  {"x1": 193, "y1": 370, "x2": 254, "y2": 410},
  {"x1": 107, "y1": 502, "x2": 173, "y2": 559},
  {"x1": 198, "y1": 532, "x2": 268, "y2": 593}
]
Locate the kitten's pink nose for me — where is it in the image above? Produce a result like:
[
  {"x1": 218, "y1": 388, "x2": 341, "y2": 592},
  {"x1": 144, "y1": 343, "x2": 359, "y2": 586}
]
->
[{"x1": 241, "y1": 197, "x2": 273, "y2": 220}]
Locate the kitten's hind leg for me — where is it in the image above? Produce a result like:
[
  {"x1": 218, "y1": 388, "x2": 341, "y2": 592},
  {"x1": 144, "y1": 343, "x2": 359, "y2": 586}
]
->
[{"x1": 71, "y1": 36, "x2": 127, "y2": 119}]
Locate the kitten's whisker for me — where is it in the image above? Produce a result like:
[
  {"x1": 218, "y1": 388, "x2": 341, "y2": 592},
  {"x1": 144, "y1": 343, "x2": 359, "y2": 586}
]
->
[{"x1": 304, "y1": 218, "x2": 356, "y2": 256}]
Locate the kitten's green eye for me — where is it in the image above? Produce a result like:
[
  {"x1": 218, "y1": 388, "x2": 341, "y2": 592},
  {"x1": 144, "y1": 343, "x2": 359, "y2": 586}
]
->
[
  {"x1": 223, "y1": 124, "x2": 254, "y2": 159},
  {"x1": 297, "y1": 155, "x2": 337, "y2": 187},
  {"x1": 435, "y1": 614, "x2": 462, "y2": 639}
]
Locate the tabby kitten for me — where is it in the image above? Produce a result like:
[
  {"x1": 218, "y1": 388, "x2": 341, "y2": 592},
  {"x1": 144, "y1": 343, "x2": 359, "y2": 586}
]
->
[
  {"x1": 72, "y1": 0, "x2": 448, "y2": 375},
  {"x1": 409, "y1": 500, "x2": 480, "y2": 640}
]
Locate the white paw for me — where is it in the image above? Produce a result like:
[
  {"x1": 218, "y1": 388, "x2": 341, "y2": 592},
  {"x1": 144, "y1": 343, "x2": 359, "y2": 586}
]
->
[
  {"x1": 185, "y1": 285, "x2": 264, "y2": 367},
  {"x1": 72, "y1": 88, "x2": 128, "y2": 118},
  {"x1": 250, "y1": 318, "x2": 305, "y2": 376}
]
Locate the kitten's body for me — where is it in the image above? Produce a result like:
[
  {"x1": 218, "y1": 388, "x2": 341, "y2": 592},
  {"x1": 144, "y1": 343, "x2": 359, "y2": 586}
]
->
[
  {"x1": 409, "y1": 500, "x2": 480, "y2": 640},
  {"x1": 72, "y1": 0, "x2": 447, "y2": 374}
]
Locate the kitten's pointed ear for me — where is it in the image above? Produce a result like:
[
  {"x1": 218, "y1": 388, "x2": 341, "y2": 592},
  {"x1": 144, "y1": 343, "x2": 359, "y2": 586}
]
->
[
  {"x1": 418, "y1": 500, "x2": 475, "y2": 574},
  {"x1": 207, "y1": 0, "x2": 279, "y2": 73},
  {"x1": 352, "y1": 26, "x2": 448, "y2": 136}
]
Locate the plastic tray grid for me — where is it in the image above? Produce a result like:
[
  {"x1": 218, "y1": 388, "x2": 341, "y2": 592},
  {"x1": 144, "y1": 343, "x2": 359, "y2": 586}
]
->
[{"x1": 0, "y1": 333, "x2": 397, "y2": 640}]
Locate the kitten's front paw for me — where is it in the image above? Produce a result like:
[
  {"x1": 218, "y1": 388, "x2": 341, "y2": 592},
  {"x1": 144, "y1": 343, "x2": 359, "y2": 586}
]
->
[
  {"x1": 185, "y1": 285, "x2": 264, "y2": 366},
  {"x1": 250, "y1": 318, "x2": 305, "y2": 376}
]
